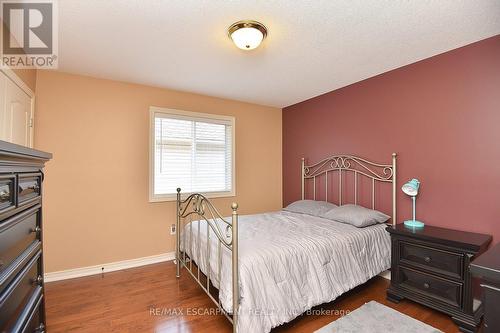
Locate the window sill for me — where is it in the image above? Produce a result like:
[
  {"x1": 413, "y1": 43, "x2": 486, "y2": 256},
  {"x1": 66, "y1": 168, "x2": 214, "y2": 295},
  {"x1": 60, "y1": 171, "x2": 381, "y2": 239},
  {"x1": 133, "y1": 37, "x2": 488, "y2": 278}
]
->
[{"x1": 149, "y1": 190, "x2": 236, "y2": 203}]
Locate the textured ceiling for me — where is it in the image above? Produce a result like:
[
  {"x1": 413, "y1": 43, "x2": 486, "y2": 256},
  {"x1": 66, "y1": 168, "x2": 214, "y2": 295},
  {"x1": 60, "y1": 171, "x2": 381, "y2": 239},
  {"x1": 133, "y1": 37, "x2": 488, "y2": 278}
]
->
[{"x1": 58, "y1": 0, "x2": 500, "y2": 107}]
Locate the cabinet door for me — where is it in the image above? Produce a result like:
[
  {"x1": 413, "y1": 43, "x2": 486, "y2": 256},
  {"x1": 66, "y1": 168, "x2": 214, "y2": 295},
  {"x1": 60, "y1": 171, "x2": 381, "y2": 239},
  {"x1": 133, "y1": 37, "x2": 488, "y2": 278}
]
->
[{"x1": 2, "y1": 73, "x2": 32, "y2": 147}]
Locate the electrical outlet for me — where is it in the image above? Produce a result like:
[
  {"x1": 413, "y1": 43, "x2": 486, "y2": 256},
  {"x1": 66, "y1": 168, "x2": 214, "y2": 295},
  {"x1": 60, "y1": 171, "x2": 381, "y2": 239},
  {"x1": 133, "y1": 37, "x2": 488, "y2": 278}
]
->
[{"x1": 170, "y1": 224, "x2": 176, "y2": 235}]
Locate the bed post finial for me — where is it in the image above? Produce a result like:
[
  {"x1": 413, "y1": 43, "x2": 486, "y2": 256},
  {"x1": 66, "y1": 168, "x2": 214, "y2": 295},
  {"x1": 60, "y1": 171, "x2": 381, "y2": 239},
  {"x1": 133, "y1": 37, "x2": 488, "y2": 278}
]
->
[
  {"x1": 392, "y1": 153, "x2": 397, "y2": 227},
  {"x1": 231, "y1": 201, "x2": 239, "y2": 333},
  {"x1": 176, "y1": 188, "x2": 181, "y2": 278},
  {"x1": 301, "y1": 158, "x2": 305, "y2": 200}
]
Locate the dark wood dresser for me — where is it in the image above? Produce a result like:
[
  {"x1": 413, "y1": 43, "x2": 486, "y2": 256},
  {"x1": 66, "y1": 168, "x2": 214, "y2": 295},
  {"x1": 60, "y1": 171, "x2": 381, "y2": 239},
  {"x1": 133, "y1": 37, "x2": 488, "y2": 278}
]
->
[
  {"x1": 0, "y1": 141, "x2": 51, "y2": 333},
  {"x1": 470, "y1": 242, "x2": 500, "y2": 333},
  {"x1": 386, "y1": 224, "x2": 491, "y2": 333}
]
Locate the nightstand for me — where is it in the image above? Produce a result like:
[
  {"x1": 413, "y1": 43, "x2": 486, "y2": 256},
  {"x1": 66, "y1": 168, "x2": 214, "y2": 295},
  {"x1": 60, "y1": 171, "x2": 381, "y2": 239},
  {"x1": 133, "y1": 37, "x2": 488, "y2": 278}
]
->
[
  {"x1": 386, "y1": 224, "x2": 491, "y2": 333},
  {"x1": 470, "y1": 242, "x2": 500, "y2": 333}
]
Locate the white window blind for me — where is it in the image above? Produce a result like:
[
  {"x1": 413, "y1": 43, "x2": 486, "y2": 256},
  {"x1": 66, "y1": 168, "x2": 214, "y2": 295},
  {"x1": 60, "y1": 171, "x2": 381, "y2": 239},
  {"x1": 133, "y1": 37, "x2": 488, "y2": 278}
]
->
[{"x1": 151, "y1": 108, "x2": 234, "y2": 200}]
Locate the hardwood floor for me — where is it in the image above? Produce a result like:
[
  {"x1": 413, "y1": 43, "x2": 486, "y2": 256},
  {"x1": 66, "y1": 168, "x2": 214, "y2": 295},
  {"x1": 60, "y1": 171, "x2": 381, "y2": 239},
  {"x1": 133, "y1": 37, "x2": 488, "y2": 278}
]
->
[{"x1": 45, "y1": 261, "x2": 461, "y2": 333}]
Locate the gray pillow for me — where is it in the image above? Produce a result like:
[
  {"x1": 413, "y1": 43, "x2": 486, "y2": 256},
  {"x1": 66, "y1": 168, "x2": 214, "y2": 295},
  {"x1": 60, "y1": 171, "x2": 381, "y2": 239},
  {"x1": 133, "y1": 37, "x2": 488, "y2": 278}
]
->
[
  {"x1": 283, "y1": 200, "x2": 338, "y2": 217},
  {"x1": 320, "y1": 204, "x2": 390, "y2": 227}
]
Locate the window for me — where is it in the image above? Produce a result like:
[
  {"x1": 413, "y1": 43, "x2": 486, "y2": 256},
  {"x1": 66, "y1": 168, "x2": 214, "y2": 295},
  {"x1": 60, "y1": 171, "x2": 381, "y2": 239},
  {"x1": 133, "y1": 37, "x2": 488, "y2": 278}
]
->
[{"x1": 149, "y1": 107, "x2": 235, "y2": 201}]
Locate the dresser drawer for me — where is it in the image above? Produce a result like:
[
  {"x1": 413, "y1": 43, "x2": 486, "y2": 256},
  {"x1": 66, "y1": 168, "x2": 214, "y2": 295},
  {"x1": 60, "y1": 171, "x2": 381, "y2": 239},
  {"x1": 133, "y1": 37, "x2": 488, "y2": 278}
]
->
[
  {"x1": 0, "y1": 252, "x2": 43, "y2": 332},
  {"x1": 0, "y1": 242, "x2": 41, "y2": 296},
  {"x1": 398, "y1": 266, "x2": 463, "y2": 308},
  {"x1": 17, "y1": 174, "x2": 41, "y2": 206},
  {"x1": 0, "y1": 206, "x2": 40, "y2": 289},
  {"x1": 17, "y1": 289, "x2": 44, "y2": 333},
  {"x1": 399, "y1": 241, "x2": 464, "y2": 279},
  {"x1": 0, "y1": 175, "x2": 15, "y2": 215}
]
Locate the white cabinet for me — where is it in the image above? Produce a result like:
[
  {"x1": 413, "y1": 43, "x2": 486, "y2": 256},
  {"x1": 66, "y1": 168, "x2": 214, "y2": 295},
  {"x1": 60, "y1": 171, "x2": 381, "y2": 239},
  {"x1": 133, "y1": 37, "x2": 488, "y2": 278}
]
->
[{"x1": 0, "y1": 70, "x2": 33, "y2": 147}]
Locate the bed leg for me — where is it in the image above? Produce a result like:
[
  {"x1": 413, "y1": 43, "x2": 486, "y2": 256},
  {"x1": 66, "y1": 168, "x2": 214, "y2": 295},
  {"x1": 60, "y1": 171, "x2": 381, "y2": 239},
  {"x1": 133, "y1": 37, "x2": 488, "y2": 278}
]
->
[
  {"x1": 231, "y1": 202, "x2": 239, "y2": 333},
  {"x1": 176, "y1": 188, "x2": 181, "y2": 278}
]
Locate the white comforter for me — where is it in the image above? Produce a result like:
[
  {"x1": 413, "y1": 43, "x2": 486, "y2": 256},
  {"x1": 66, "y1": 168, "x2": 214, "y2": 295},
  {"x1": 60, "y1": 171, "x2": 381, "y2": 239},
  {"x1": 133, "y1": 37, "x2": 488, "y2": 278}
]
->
[{"x1": 180, "y1": 211, "x2": 391, "y2": 333}]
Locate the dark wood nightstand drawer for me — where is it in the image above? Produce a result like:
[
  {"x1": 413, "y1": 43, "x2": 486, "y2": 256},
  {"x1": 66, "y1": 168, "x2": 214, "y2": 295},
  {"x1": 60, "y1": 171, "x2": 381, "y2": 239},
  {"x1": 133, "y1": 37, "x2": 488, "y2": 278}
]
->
[
  {"x1": 399, "y1": 241, "x2": 464, "y2": 279},
  {"x1": 398, "y1": 266, "x2": 463, "y2": 308},
  {"x1": 17, "y1": 174, "x2": 42, "y2": 206}
]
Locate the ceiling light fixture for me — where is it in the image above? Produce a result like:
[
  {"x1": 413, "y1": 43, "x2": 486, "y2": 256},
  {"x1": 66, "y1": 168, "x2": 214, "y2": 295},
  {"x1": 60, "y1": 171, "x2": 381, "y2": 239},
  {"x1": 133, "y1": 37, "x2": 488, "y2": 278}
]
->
[{"x1": 228, "y1": 20, "x2": 267, "y2": 50}]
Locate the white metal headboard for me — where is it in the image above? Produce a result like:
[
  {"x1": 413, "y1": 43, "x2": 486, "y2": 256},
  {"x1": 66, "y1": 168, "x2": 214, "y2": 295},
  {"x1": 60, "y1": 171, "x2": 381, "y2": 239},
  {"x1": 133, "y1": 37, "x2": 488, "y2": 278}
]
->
[{"x1": 301, "y1": 153, "x2": 397, "y2": 226}]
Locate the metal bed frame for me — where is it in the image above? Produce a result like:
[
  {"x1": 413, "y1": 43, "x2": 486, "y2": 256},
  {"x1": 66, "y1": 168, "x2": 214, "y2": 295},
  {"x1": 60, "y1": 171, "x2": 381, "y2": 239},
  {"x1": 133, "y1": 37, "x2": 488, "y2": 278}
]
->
[
  {"x1": 301, "y1": 153, "x2": 397, "y2": 226},
  {"x1": 175, "y1": 153, "x2": 397, "y2": 333}
]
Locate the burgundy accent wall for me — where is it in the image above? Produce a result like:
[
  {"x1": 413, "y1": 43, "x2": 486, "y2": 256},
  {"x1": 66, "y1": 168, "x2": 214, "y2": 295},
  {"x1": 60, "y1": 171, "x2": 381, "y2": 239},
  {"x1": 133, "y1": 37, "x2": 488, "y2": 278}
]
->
[{"x1": 283, "y1": 35, "x2": 500, "y2": 242}]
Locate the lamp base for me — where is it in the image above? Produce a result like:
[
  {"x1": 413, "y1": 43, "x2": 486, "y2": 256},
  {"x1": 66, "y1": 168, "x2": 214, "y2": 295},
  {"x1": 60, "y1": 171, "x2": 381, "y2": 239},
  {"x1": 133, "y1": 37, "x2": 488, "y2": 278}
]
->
[{"x1": 404, "y1": 220, "x2": 425, "y2": 228}]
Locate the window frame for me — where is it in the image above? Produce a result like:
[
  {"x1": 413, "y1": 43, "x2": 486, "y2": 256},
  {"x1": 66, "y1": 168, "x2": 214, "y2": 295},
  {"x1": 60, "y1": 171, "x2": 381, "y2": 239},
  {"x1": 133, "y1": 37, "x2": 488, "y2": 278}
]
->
[{"x1": 149, "y1": 106, "x2": 236, "y2": 202}]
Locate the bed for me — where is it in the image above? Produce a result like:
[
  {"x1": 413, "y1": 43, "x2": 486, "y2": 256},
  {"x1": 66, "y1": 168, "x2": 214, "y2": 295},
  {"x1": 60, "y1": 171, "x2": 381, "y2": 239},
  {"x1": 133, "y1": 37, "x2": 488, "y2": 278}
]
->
[{"x1": 175, "y1": 153, "x2": 397, "y2": 333}]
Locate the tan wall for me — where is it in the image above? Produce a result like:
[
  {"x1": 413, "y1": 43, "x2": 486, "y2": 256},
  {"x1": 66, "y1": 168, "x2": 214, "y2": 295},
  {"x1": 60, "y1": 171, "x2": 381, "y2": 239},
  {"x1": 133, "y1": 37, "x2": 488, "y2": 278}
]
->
[{"x1": 34, "y1": 70, "x2": 282, "y2": 273}]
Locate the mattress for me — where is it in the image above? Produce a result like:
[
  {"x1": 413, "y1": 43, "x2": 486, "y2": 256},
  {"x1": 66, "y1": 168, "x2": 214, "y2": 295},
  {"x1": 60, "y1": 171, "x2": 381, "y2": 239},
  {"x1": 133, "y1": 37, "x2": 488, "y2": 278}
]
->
[{"x1": 180, "y1": 210, "x2": 391, "y2": 333}]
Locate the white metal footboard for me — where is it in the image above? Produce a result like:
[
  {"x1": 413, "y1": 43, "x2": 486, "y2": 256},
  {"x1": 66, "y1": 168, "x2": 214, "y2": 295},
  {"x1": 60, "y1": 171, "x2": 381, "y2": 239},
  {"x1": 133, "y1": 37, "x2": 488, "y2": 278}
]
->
[{"x1": 175, "y1": 188, "x2": 239, "y2": 333}]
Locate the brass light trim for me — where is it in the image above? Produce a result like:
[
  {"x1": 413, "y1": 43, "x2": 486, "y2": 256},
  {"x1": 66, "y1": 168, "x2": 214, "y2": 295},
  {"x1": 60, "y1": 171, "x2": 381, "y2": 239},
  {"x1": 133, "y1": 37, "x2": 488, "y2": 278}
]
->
[{"x1": 228, "y1": 20, "x2": 268, "y2": 40}]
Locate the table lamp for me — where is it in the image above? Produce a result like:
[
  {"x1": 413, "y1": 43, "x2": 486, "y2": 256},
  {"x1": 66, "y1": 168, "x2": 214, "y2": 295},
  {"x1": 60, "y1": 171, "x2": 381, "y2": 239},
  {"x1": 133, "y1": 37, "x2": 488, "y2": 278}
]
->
[{"x1": 402, "y1": 178, "x2": 424, "y2": 228}]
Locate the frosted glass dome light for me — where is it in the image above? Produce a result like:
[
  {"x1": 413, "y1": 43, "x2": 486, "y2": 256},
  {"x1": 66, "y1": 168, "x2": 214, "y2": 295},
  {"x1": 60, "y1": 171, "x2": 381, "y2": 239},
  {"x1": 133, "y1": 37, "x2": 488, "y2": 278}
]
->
[{"x1": 228, "y1": 21, "x2": 267, "y2": 50}]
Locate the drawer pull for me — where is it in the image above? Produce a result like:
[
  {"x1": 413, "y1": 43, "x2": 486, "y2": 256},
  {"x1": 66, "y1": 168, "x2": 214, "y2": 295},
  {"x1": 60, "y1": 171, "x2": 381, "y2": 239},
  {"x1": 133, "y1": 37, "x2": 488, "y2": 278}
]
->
[
  {"x1": 0, "y1": 190, "x2": 10, "y2": 200},
  {"x1": 423, "y1": 282, "x2": 430, "y2": 289},
  {"x1": 28, "y1": 184, "x2": 40, "y2": 191},
  {"x1": 424, "y1": 256, "x2": 432, "y2": 263},
  {"x1": 35, "y1": 323, "x2": 45, "y2": 333},
  {"x1": 20, "y1": 183, "x2": 39, "y2": 192},
  {"x1": 30, "y1": 226, "x2": 41, "y2": 234},
  {"x1": 32, "y1": 275, "x2": 43, "y2": 286}
]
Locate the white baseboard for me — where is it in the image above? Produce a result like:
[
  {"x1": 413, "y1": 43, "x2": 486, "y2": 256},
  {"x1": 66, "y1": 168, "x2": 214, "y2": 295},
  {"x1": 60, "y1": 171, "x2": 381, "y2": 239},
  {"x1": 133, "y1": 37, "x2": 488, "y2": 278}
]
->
[
  {"x1": 44, "y1": 251, "x2": 175, "y2": 283},
  {"x1": 378, "y1": 270, "x2": 391, "y2": 280},
  {"x1": 45, "y1": 253, "x2": 389, "y2": 283}
]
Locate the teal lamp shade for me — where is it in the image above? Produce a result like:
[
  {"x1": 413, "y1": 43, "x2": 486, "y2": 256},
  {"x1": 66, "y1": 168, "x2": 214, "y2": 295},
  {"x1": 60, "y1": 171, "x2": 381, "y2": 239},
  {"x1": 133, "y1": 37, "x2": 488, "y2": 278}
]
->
[
  {"x1": 402, "y1": 178, "x2": 424, "y2": 228},
  {"x1": 402, "y1": 179, "x2": 420, "y2": 196}
]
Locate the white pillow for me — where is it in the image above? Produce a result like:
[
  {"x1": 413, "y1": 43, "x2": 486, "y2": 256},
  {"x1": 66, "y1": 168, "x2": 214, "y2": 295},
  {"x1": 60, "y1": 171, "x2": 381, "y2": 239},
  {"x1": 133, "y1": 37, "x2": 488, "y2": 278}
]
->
[
  {"x1": 283, "y1": 200, "x2": 338, "y2": 217},
  {"x1": 320, "y1": 204, "x2": 390, "y2": 227}
]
